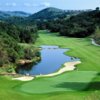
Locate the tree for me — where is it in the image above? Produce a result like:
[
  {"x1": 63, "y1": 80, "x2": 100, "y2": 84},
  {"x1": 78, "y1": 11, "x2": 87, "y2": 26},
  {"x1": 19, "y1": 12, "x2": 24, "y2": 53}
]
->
[{"x1": 96, "y1": 7, "x2": 100, "y2": 11}]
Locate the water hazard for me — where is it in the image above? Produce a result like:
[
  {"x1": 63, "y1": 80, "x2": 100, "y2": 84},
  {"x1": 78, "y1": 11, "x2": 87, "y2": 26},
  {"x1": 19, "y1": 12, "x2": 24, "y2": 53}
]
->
[{"x1": 17, "y1": 46, "x2": 79, "y2": 75}]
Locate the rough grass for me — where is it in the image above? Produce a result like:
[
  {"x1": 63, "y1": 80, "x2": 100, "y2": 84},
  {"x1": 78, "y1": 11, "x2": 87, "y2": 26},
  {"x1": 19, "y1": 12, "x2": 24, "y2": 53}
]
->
[{"x1": 0, "y1": 30, "x2": 100, "y2": 100}]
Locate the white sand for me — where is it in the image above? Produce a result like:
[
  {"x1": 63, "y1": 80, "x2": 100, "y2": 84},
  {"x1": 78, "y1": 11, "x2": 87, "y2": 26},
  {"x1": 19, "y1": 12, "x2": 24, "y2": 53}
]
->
[
  {"x1": 36, "y1": 61, "x2": 81, "y2": 77},
  {"x1": 12, "y1": 76, "x2": 34, "y2": 81},
  {"x1": 12, "y1": 61, "x2": 81, "y2": 81}
]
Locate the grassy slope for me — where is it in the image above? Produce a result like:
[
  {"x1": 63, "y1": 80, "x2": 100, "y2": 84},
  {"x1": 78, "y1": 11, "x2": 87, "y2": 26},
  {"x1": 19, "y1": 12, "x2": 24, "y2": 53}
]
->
[{"x1": 0, "y1": 30, "x2": 100, "y2": 100}]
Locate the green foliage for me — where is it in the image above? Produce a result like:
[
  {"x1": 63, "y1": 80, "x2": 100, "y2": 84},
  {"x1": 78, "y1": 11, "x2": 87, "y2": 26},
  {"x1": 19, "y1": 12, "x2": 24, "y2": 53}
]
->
[
  {"x1": 19, "y1": 26, "x2": 38, "y2": 43},
  {"x1": 43, "y1": 9, "x2": 100, "y2": 38},
  {"x1": 59, "y1": 9, "x2": 100, "y2": 37},
  {"x1": 0, "y1": 21, "x2": 39, "y2": 69},
  {"x1": 23, "y1": 47, "x2": 40, "y2": 60},
  {"x1": 0, "y1": 39, "x2": 8, "y2": 66},
  {"x1": 0, "y1": 32, "x2": 21, "y2": 65},
  {"x1": 0, "y1": 21, "x2": 38, "y2": 43}
]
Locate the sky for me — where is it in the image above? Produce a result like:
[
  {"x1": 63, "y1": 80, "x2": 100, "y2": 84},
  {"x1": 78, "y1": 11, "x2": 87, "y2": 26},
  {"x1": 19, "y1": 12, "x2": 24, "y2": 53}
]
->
[{"x1": 0, "y1": 0, "x2": 99, "y2": 13}]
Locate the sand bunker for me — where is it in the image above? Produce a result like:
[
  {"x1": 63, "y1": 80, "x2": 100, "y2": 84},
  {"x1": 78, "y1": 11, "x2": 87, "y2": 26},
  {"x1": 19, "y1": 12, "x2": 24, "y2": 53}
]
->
[{"x1": 12, "y1": 76, "x2": 34, "y2": 81}]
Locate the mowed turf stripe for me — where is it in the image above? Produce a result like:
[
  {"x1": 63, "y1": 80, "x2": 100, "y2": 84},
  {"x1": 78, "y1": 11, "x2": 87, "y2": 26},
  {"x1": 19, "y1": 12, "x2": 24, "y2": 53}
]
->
[{"x1": 18, "y1": 71, "x2": 97, "y2": 94}]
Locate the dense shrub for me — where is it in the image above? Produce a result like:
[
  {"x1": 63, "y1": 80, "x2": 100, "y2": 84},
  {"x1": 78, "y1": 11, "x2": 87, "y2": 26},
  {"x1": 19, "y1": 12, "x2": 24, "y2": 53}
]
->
[{"x1": 0, "y1": 21, "x2": 39, "y2": 68}]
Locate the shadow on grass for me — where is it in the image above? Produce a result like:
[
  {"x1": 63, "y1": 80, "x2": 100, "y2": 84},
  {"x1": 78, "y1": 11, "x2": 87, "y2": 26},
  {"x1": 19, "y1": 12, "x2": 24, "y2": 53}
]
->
[
  {"x1": 86, "y1": 82, "x2": 100, "y2": 91},
  {"x1": 53, "y1": 72, "x2": 100, "y2": 91},
  {"x1": 53, "y1": 81, "x2": 100, "y2": 91},
  {"x1": 86, "y1": 72, "x2": 100, "y2": 91}
]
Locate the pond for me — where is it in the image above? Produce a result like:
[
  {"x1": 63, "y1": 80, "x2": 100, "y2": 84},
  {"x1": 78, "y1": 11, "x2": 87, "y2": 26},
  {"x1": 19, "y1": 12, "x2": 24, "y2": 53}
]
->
[{"x1": 17, "y1": 46, "x2": 79, "y2": 75}]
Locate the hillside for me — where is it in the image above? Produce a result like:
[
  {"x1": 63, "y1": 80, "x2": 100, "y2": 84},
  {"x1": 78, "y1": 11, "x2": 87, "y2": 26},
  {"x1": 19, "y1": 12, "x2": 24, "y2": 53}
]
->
[
  {"x1": 0, "y1": 7, "x2": 89, "y2": 26},
  {"x1": 44, "y1": 8, "x2": 100, "y2": 38},
  {"x1": 28, "y1": 7, "x2": 84, "y2": 20}
]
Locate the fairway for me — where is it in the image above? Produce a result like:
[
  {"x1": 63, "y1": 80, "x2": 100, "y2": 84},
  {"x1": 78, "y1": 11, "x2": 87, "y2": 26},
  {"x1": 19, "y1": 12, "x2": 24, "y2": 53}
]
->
[{"x1": 18, "y1": 71, "x2": 97, "y2": 94}]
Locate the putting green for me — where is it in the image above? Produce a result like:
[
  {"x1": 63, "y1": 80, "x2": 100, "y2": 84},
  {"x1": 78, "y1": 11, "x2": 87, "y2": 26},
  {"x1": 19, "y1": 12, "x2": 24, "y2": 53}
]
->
[{"x1": 17, "y1": 71, "x2": 97, "y2": 94}]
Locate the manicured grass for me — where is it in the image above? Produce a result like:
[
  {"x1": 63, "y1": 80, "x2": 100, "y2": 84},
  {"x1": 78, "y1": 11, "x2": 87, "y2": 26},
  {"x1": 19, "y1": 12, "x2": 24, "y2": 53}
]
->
[
  {"x1": 18, "y1": 71, "x2": 97, "y2": 94},
  {"x1": 0, "y1": 76, "x2": 91, "y2": 100},
  {"x1": 0, "y1": 30, "x2": 100, "y2": 100}
]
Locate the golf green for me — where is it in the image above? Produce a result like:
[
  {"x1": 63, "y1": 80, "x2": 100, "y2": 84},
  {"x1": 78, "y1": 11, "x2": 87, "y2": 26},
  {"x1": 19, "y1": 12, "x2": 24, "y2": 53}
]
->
[{"x1": 17, "y1": 71, "x2": 97, "y2": 94}]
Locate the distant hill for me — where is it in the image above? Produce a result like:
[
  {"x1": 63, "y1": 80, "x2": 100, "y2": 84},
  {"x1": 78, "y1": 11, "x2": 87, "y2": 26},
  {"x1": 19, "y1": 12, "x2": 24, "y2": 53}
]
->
[
  {"x1": 0, "y1": 11, "x2": 31, "y2": 19},
  {"x1": 28, "y1": 7, "x2": 87, "y2": 20},
  {"x1": 0, "y1": 7, "x2": 91, "y2": 26},
  {"x1": 28, "y1": 7, "x2": 66, "y2": 20},
  {"x1": 6, "y1": 11, "x2": 31, "y2": 17},
  {"x1": 0, "y1": 11, "x2": 10, "y2": 19}
]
